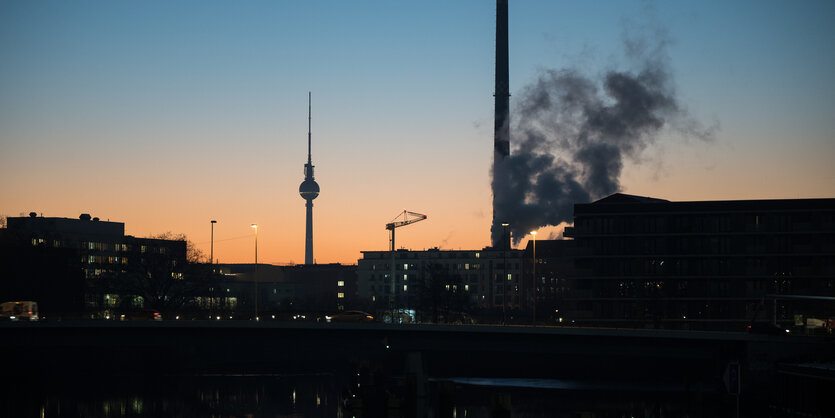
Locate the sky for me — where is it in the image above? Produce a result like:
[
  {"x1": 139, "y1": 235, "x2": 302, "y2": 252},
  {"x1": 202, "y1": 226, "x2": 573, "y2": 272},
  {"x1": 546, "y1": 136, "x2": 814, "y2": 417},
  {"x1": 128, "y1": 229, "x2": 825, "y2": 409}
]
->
[{"x1": 2, "y1": 0, "x2": 834, "y2": 265}]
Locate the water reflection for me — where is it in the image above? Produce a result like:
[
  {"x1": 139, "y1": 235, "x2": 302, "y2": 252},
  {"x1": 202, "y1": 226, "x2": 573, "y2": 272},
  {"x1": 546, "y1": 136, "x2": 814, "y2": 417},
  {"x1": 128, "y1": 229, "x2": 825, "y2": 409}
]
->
[
  {"x1": 6, "y1": 374, "x2": 339, "y2": 418},
  {"x1": 4, "y1": 372, "x2": 729, "y2": 417}
]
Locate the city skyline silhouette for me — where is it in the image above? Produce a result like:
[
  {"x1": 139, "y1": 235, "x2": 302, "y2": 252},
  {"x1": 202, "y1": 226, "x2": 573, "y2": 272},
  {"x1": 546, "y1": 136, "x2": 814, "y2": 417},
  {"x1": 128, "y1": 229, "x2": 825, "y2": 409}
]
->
[{"x1": 2, "y1": 0, "x2": 833, "y2": 265}]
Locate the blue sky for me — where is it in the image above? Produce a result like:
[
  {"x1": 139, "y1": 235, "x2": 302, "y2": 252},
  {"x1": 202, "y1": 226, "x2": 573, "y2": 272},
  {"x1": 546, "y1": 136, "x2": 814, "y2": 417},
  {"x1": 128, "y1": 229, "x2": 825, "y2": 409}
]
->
[{"x1": 2, "y1": 1, "x2": 834, "y2": 263}]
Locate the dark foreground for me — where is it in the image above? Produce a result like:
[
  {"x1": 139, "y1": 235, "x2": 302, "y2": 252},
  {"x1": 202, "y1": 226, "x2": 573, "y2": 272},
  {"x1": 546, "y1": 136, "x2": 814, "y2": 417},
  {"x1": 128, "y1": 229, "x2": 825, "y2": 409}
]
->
[{"x1": 2, "y1": 321, "x2": 833, "y2": 417}]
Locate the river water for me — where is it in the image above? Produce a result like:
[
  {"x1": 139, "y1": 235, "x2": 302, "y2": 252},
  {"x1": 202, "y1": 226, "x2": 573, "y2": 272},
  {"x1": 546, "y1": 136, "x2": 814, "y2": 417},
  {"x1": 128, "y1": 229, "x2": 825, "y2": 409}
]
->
[{"x1": 4, "y1": 372, "x2": 734, "y2": 417}]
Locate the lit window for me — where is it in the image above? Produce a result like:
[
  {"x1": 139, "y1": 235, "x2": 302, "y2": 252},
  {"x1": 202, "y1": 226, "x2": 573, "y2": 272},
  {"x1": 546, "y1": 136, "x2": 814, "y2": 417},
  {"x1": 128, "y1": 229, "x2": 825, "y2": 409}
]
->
[
  {"x1": 507, "y1": 274, "x2": 512, "y2": 281},
  {"x1": 465, "y1": 285, "x2": 469, "y2": 291},
  {"x1": 403, "y1": 285, "x2": 408, "y2": 292},
  {"x1": 337, "y1": 280, "x2": 345, "y2": 287},
  {"x1": 403, "y1": 274, "x2": 408, "y2": 281},
  {"x1": 372, "y1": 296, "x2": 376, "y2": 302},
  {"x1": 465, "y1": 263, "x2": 470, "y2": 270},
  {"x1": 475, "y1": 253, "x2": 480, "y2": 259},
  {"x1": 403, "y1": 263, "x2": 408, "y2": 270},
  {"x1": 337, "y1": 292, "x2": 345, "y2": 299}
]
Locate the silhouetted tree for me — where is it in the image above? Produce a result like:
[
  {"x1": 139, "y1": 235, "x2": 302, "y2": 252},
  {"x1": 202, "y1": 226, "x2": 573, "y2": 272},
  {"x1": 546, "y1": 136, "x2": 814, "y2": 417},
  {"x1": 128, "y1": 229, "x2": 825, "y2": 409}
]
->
[
  {"x1": 105, "y1": 233, "x2": 219, "y2": 317},
  {"x1": 113, "y1": 250, "x2": 189, "y2": 314},
  {"x1": 148, "y1": 231, "x2": 206, "y2": 263},
  {"x1": 415, "y1": 264, "x2": 472, "y2": 323}
]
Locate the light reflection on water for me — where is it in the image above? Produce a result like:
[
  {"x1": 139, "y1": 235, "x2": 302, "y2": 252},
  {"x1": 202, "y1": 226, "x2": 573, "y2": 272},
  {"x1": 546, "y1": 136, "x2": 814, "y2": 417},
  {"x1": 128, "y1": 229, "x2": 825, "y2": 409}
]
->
[
  {"x1": 434, "y1": 377, "x2": 696, "y2": 392},
  {"x1": 4, "y1": 373, "x2": 729, "y2": 417}
]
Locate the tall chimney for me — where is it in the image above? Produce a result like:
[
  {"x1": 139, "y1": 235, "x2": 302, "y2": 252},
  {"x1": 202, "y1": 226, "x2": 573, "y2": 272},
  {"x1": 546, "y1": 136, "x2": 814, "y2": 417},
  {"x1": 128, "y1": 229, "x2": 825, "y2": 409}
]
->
[
  {"x1": 492, "y1": 0, "x2": 510, "y2": 248},
  {"x1": 494, "y1": 0, "x2": 509, "y2": 158}
]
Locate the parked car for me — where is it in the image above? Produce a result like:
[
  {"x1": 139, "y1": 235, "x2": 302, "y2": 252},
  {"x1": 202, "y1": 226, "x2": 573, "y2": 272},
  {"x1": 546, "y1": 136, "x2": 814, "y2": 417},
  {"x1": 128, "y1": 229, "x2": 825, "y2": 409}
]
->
[
  {"x1": 120, "y1": 310, "x2": 162, "y2": 321},
  {"x1": 325, "y1": 310, "x2": 374, "y2": 323}
]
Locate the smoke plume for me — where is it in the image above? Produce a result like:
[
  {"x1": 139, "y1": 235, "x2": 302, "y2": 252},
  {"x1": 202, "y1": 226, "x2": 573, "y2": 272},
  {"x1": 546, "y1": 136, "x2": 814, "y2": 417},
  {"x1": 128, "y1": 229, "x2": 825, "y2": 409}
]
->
[{"x1": 491, "y1": 35, "x2": 714, "y2": 246}]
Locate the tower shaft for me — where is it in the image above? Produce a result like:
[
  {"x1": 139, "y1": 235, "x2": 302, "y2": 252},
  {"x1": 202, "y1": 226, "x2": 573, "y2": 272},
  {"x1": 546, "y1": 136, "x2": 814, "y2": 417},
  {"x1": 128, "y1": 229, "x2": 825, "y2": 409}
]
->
[{"x1": 305, "y1": 200, "x2": 313, "y2": 264}]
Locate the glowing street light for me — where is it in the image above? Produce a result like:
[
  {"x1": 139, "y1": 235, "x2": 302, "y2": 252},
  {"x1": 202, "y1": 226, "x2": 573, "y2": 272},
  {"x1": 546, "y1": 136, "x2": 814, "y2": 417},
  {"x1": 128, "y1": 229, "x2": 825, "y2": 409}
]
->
[
  {"x1": 531, "y1": 230, "x2": 538, "y2": 326},
  {"x1": 251, "y1": 223, "x2": 258, "y2": 321}
]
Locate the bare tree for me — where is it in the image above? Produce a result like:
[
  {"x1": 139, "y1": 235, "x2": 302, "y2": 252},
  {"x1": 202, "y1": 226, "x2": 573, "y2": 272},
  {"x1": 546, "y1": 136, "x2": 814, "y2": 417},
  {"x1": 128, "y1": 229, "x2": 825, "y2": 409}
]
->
[
  {"x1": 148, "y1": 231, "x2": 207, "y2": 263},
  {"x1": 415, "y1": 264, "x2": 472, "y2": 324}
]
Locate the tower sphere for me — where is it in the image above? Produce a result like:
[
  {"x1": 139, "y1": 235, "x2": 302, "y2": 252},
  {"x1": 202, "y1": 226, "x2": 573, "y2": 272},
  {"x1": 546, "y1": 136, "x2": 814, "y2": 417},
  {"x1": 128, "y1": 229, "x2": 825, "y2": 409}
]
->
[{"x1": 299, "y1": 179, "x2": 320, "y2": 200}]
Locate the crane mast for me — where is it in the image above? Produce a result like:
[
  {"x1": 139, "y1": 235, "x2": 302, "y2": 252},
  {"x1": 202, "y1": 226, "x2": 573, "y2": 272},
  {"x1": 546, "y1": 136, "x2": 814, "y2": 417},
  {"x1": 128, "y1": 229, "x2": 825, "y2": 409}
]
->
[{"x1": 385, "y1": 210, "x2": 427, "y2": 322}]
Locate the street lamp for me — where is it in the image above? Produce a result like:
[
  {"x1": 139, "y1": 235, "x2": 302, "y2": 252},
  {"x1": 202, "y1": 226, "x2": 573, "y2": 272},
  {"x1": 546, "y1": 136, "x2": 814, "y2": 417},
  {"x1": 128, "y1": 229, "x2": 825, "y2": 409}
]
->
[
  {"x1": 501, "y1": 223, "x2": 509, "y2": 325},
  {"x1": 251, "y1": 223, "x2": 258, "y2": 321},
  {"x1": 210, "y1": 220, "x2": 217, "y2": 266},
  {"x1": 530, "y1": 230, "x2": 537, "y2": 327}
]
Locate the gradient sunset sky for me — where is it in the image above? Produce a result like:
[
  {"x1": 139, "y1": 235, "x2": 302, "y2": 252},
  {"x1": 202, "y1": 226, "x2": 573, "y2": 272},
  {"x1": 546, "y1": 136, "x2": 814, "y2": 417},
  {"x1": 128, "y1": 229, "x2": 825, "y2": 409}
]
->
[{"x1": 2, "y1": 1, "x2": 834, "y2": 265}]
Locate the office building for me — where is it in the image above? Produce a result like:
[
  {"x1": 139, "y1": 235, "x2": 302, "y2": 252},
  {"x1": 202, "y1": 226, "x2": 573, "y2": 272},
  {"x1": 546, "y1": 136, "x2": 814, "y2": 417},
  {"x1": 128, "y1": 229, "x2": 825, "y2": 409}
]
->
[{"x1": 564, "y1": 193, "x2": 835, "y2": 330}]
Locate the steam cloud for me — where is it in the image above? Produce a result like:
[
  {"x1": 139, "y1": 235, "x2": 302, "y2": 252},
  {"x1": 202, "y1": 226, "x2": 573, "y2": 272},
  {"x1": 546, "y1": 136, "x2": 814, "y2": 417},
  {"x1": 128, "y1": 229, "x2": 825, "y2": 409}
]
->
[{"x1": 491, "y1": 35, "x2": 715, "y2": 246}]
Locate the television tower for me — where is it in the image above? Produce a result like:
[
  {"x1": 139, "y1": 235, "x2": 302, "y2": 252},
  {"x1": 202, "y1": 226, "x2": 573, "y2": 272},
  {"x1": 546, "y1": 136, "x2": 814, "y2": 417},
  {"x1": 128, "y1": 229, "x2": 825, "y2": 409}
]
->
[{"x1": 299, "y1": 92, "x2": 320, "y2": 264}]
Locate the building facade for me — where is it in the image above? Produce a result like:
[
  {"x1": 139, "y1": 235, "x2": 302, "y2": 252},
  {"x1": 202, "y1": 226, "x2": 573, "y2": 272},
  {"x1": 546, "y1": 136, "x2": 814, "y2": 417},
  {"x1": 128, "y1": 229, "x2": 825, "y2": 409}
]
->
[
  {"x1": 356, "y1": 248, "x2": 524, "y2": 321},
  {"x1": 2, "y1": 213, "x2": 187, "y2": 317},
  {"x1": 522, "y1": 239, "x2": 575, "y2": 325},
  {"x1": 564, "y1": 193, "x2": 835, "y2": 331},
  {"x1": 215, "y1": 263, "x2": 358, "y2": 318}
]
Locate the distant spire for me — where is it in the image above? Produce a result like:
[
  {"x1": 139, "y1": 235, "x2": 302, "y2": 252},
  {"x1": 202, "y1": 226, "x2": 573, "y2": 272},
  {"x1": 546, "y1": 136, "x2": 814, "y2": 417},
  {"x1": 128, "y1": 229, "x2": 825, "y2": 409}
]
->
[{"x1": 308, "y1": 91, "x2": 312, "y2": 164}]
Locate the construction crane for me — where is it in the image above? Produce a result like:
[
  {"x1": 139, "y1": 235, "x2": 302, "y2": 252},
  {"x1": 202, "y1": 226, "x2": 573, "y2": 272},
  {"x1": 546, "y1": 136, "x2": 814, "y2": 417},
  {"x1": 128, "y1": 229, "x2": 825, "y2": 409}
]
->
[
  {"x1": 385, "y1": 210, "x2": 427, "y2": 322},
  {"x1": 385, "y1": 210, "x2": 428, "y2": 251}
]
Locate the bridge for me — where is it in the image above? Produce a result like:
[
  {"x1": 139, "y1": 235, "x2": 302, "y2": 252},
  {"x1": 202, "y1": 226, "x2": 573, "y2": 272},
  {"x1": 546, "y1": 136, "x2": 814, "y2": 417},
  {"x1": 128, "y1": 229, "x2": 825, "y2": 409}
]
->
[
  {"x1": 3, "y1": 321, "x2": 828, "y2": 378},
  {"x1": 2, "y1": 321, "x2": 832, "y2": 414}
]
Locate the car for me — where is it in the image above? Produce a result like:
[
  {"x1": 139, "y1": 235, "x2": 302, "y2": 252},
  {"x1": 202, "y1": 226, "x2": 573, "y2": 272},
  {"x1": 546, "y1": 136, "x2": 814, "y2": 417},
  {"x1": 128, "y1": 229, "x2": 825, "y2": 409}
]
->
[
  {"x1": 325, "y1": 310, "x2": 374, "y2": 323},
  {"x1": 120, "y1": 309, "x2": 162, "y2": 321}
]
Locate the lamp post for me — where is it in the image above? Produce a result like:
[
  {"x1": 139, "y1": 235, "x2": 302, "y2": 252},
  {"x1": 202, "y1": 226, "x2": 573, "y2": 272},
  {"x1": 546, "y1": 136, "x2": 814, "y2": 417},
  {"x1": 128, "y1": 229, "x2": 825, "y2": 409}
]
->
[
  {"x1": 530, "y1": 230, "x2": 537, "y2": 327},
  {"x1": 210, "y1": 220, "x2": 217, "y2": 266},
  {"x1": 501, "y1": 223, "x2": 509, "y2": 325},
  {"x1": 251, "y1": 224, "x2": 258, "y2": 321}
]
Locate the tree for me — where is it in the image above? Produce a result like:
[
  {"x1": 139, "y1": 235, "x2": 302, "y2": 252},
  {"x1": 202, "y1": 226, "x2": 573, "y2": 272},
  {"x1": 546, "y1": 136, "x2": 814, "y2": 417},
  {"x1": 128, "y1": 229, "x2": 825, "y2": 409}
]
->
[
  {"x1": 112, "y1": 250, "x2": 189, "y2": 314},
  {"x1": 415, "y1": 263, "x2": 472, "y2": 323},
  {"x1": 106, "y1": 232, "x2": 218, "y2": 317},
  {"x1": 148, "y1": 231, "x2": 207, "y2": 263}
]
